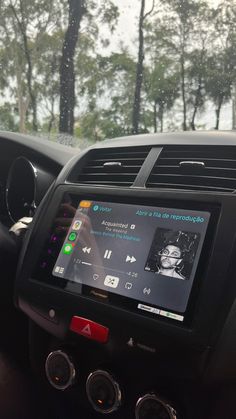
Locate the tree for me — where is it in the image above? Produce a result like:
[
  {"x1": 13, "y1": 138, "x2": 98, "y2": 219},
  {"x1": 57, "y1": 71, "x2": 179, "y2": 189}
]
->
[
  {"x1": 205, "y1": 1, "x2": 236, "y2": 129},
  {"x1": 9, "y1": 1, "x2": 38, "y2": 131},
  {"x1": 145, "y1": 58, "x2": 179, "y2": 132},
  {"x1": 0, "y1": 0, "x2": 235, "y2": 137},
  {"x1": 0, "y1": 3, "x2": 29, "y2": 133},
  {"x1": 0, "y1": 103, "x2": 17, "y2": 131},
  {"x1": 0, "y1": 38, "x2": 29, "y2": 133},
  {"x1": 59, "y1": 0, "x2": 119, "y2": 136},
  {"x1": 160, "y1": 0, "x2": 202, "y2": 130},
  {"x1": 188, "y1": 48, "x2": 207, "y2": 130},
  {"x1": 205, "y1": 52, "x2": 233, "y2": 130},
  {"x1": 8, "y1": 0, "x2": 61, "y2": 132},
  {"x1": 132, "y1": 0, "x2": 155, "y2": 134},
  {"x1": 59, "y1": 0, "x2": 86, "y2": 135},
  {"x1": 101, "y1": 51, "x2": 137, "y2": 136},
  {"x1": 76, "y1": 49, "x2": 136, "y2": 140},
  {"x1": 37, "y1": 31, "x2": 63, "y2": 134},
  {"x1": 187, "y1": 2, "x2": 211, "y2": 130},
  {"x1": 0, "y1": 0, "x2": 63, "y2": 132}
]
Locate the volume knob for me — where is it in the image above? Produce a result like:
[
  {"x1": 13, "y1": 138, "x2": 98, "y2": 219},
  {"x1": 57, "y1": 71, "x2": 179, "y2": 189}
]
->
[
  {"x1": 86, "y1": 370, "x2": 122, "y2": 414},
  {"x1": 45, "y1": 350, "x2": 76, "y2": 390},
  {"x1": 135, "y1": 393, "x2": 177, "y2": 419}
]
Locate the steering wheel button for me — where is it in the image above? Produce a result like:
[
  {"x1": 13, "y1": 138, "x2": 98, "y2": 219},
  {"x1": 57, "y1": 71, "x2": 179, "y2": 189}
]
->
[{"x1": 69, "y1": 316, "x2": 109, "y2": 343}]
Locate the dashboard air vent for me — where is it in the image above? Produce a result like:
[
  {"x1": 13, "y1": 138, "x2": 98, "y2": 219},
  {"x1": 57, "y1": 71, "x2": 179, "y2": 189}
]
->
[
  {"x1": 76, "y1": 146, "x2": 150, "y2": 187},
  {"x1": 147, "y1": 146, "x2": 236, "y2": 192}
]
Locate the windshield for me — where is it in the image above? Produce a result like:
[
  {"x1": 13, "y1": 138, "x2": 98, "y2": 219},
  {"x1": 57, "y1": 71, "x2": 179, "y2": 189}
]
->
[{"x1": 0, "y1": 0, "x2": 235, "y2": 148}]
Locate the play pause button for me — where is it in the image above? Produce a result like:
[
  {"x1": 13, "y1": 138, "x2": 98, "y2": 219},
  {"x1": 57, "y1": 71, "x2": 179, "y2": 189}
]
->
[{"x1": 104, "y1": 249, "x2": 112, "y2": 259}]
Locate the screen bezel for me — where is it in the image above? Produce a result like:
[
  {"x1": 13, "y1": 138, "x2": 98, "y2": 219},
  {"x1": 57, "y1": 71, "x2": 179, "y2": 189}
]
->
[{"x1": 31, "y1": 191, "x2": 218, "y2": 326}]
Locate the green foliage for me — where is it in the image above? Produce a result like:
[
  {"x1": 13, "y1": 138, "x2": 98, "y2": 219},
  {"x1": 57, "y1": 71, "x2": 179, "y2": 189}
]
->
[
  {"x1": 0, "y1": 103, "x2": 17, "y2": 131},
  {"x1": 0, "y1": 0, "x2": 235, "y2": 140},
  {"x1": 144, "y1": 57, "x2": 179, "y2": 131},
  {"x1": 205, "y1": 53, "x2": 233, "y2": 105},
  {"x1": 96, "y1": 0, "x2": 119, "y2": 32}
]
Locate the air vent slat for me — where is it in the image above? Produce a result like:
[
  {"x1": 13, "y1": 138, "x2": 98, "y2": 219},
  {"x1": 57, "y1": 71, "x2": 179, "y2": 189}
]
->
[
  {"x1": 79, "y1": 174, "x2": 136, "y2": 180},
  {"x1": 84, "y1": 166, "x2": 140, "y2": 176},
  {"x1": 85, "y1": 164, "x2": 143, "y2": 171},
  {"x1": 153, "y1": 166, "x2": 236, "y2": 177},
  {"x1": 79, "y1": 180, "x2": 132, "y2": 186},
  {"x1": 148, "y1": 183, "x2": 233, "y2": 192},
  {"x1": 160, "y1": 150, "x2": 236, "y2": 158},
  {"x1": 148, "y1": 174, "x2": 236, "y2": 188},
  {"x1": 76, "y1": 146, "x2": 150, "y2": 187},
  {"x1": 158, "y1": 158, "x2": 236, "y2": 169},
  {"x1": 147, "y1": 146, "x2": 236, "y2": 193},
  {"x1": 88, "y1": 157, "x2": 146, "y2": 164}
]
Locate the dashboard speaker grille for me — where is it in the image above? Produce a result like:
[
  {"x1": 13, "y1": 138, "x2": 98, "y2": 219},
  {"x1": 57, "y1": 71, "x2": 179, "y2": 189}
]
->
[
  {"x1": 76, "y1": 146, "x2": 150, "y2": 187},
  {"x1": 146, "y1": 146, "x2": 236, "y2": 192}
]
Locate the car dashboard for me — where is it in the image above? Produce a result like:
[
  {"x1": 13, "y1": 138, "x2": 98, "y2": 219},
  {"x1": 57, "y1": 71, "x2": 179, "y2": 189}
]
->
[
  {"x1": 5, "y1": 130, "x2": 236, "y2": 419},
  {"x1": 0, "y1": 131, "x2": 76, "y2": 226}
]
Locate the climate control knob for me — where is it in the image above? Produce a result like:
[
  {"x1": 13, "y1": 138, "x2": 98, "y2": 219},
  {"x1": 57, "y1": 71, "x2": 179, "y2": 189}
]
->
[
  {"x1": 135, "y1": 393, "x2": 177, "y2": 419},
  {"x1": 45, "y1": 350, "x2": 76, "y2": 390},
  {"x1": 86, "y1": 370, "x2": 122, "y2": 414}
]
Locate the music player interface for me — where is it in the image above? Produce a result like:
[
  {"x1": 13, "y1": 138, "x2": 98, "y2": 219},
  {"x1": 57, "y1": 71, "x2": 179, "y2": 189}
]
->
[{"x1": 53, "y1": 200, "x2": 210, "y2": 320}]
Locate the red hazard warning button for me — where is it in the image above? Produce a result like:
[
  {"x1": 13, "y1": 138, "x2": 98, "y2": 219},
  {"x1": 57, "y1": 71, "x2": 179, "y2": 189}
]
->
[{"x1": 69, "y1": 316, "x2": 109, "y2": 343}]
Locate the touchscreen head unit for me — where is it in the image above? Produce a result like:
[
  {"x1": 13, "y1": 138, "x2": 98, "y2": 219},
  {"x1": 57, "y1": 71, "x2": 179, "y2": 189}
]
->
[{"x1": 48, "y1": 199, "x2": 210, "y2": 322}]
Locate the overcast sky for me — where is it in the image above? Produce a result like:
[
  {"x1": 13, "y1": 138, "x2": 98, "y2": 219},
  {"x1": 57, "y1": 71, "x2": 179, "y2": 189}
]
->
[
  {"x1": 107, "y1": 0, "x2": 232, "y2": 130},
  {"x1": 111, "y1": 0, "x2": 222, "y2": 53}
]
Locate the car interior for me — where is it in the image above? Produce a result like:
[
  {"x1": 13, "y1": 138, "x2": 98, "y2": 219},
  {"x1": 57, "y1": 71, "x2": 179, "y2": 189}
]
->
[{"x1": 0, "y1": 129, "x2": 236, "y2": 419}]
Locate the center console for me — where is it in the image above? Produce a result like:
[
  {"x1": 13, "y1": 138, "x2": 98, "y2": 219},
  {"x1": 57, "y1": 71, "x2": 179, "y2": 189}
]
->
[
  {"x1": 16, "y1": 185, "x2": 223, "y2": 343},
  {"x1": 14, "y1": 136, "x2": 236, "y2": 418},
  {"x1": 34, "y1": 195, "x2": 211, "y2": 324}
]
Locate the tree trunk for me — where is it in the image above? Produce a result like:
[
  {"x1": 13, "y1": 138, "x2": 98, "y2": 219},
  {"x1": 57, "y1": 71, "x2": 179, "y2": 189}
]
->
[
  {"x1": 132, "y1": 0, "x2": 146, "y2": 134},
  {"x1": 232, "y1": 83, "x2": 236, "y2": 130},
  {"x1": 159, "y1": 105, "x2": 164, "y2": 132},
  {"x1": 23, "y1": 31, "x2": 37, "y2": 132},
  {"x1": 180, "y1": 53, "x2": 187, "y2": 131},
  {"x1": 48, "y1": 98, "x2": 55, "y2": 134},
  {"x1": 10, "y1": 1, "x2": 38, "y2": 131},
  {"x1": 153, "y1": 101, "x2": 157, "y2": 132},
  {"x1": 59, "y1": 0, "x2": 86, "y2": 135},
  {"x1": 191, "y1": 76, "x2": 202, "y2": 131},
  {"x1": 16, "y1": 66, "x2": 28, "y2": 133},
  {"x1": 215, "y1": 95, "x2": 224, "y2": 130},
  {"x1": 48, "y1": 116, "x2": 54, "y2": 134}
]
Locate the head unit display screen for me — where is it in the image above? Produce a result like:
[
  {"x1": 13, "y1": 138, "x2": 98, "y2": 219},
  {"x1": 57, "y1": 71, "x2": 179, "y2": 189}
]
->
[{"x1": 52, "y1": 200, "x2": 210, "y2": 322}]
